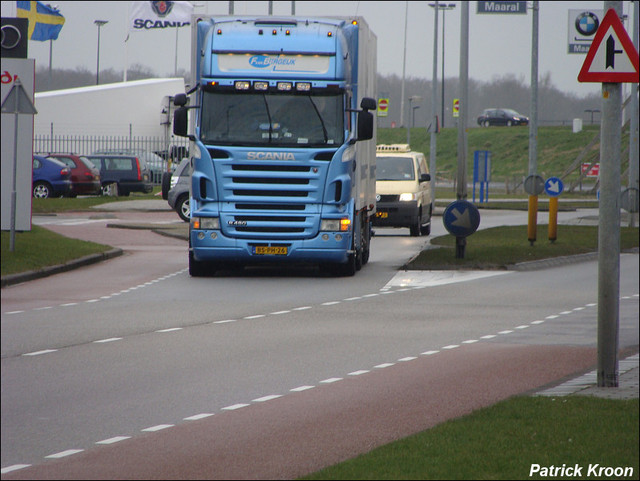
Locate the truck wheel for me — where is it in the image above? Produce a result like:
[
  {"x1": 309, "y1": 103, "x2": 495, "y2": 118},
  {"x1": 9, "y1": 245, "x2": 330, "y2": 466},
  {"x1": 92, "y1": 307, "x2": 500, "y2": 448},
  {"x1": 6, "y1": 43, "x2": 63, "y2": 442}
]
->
[{"x1": 189, "y1": 250, "x2": 212, "y2": 277}]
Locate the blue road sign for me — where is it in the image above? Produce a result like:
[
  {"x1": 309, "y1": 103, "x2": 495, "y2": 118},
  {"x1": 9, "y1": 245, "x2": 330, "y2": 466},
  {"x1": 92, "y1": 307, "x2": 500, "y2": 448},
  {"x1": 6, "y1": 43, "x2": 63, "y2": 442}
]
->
[
  {"x1": 544, "y1": 177, "x2": 564, "y2": 197},
  {"x1": 443, "y1": 200, "x2": 481, "y2": 237}
]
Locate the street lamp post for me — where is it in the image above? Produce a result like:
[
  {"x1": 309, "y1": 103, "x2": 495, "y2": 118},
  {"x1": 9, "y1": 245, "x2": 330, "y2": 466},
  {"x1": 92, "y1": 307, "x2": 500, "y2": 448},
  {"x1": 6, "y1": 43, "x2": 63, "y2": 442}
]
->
[
  {"x1": 94, "y1": 20, "x2": 108, "y2": 85},
  {"x1": 429, "y1": 3, "x2": 456, "y2": 129}
]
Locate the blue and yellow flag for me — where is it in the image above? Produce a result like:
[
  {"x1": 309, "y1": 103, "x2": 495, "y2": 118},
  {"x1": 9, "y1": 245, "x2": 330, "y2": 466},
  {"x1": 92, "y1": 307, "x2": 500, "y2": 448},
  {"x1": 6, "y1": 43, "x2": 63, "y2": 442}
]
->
[{"x1": 16, "y1": 1, "x2": 65, "y2": 41}]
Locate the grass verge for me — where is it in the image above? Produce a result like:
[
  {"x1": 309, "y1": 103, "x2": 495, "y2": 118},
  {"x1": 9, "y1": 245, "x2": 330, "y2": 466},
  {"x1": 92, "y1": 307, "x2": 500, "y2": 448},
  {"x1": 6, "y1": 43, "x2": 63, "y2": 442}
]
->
[
  {"x1": 1, "y1": 225, "x2": 112, "y2": 276},
  {"x1": 301, "y1": 396, "x2": 639, "y2": 480},
  {"x1": 407, "y1": 225, "x2": 639, "y2": 270}
]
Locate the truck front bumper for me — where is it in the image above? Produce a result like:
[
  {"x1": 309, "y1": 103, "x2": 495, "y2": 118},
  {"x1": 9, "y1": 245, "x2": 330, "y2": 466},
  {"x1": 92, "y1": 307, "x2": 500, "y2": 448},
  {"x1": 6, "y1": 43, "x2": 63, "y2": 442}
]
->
[{"x1": 190, "y1": 229, "x2": 352, "y2": 265}]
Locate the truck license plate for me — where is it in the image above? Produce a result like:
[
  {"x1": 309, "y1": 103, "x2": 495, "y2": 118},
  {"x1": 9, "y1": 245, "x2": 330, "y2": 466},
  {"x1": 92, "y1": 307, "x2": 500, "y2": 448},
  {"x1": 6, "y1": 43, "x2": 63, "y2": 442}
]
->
[
  {"x1": 376, "y1": 212, "x2": 388, "y2": 218},
  {"x1": 253, "y1": 246, "x2": 288, "y2": 255}
]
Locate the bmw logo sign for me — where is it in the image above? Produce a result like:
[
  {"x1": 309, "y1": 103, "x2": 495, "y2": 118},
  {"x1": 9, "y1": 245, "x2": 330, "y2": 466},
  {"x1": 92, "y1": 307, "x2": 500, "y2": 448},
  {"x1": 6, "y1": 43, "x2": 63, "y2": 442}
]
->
[{"x1": 575, "y1": 11, "x2": 599, "y2": 37}]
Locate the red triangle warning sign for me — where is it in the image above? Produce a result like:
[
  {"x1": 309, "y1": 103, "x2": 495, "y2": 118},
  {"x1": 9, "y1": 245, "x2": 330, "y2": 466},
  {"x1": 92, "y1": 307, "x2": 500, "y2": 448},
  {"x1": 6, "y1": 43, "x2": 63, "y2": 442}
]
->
[{"x1": 578, "y1": 8, "x2": 639, "y2": 83}]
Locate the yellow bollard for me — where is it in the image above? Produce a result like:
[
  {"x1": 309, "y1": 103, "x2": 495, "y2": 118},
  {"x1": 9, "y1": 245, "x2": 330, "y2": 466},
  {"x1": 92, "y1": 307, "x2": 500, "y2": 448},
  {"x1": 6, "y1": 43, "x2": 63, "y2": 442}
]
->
[
  {"x1": 548, "y1": 196, "x2": 558, "y2": 242},
  {"x1": 527, "y1": 195, "x2": 538, "y2": 245}
]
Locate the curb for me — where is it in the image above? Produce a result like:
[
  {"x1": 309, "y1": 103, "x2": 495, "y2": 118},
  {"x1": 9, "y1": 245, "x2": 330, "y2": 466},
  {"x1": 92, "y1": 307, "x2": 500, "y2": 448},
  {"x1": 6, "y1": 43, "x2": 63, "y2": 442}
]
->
[{"x1": 1, "y1": 248, "x2": 123, "y2": 288}]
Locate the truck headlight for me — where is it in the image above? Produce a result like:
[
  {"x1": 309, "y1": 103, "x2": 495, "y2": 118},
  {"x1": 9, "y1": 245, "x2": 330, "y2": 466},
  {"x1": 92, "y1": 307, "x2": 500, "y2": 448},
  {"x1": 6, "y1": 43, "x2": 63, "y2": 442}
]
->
[
  {"x1": 399, "y1": 193, "x2": 416, "y2": 201},
  {"x1": 321, "y1": 218, "x2": 350, "y2": 232},
  {"x1": 192, "y1": 217, "x2": 219, "y2": 229}
]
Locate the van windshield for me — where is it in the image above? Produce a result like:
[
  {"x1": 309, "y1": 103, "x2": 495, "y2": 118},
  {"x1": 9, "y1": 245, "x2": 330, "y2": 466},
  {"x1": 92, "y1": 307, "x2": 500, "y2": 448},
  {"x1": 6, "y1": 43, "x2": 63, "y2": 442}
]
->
[
  {"x1": 376, "y1": 156, "x2": 415, "y2": 180},
  {"x1": 200, "y1": 91, "x2": 344, "y2": 147}
]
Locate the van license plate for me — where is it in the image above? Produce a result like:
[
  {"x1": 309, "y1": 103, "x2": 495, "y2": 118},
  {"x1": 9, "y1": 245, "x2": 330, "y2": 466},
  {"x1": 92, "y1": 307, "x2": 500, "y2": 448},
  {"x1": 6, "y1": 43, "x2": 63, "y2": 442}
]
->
[{"x1": 253, "y1": 246, "x2": 288, "y2": 255}]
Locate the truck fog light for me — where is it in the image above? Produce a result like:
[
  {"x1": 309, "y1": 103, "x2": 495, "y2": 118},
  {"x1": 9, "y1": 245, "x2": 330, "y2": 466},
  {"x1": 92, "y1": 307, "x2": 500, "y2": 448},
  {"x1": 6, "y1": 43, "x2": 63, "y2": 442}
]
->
[
  {"x1": 197, "y1": 232, "x2": 205, "y2": 240},
  {"x1": 335, "y1": 234, "x2": 343, "y2": 241},
  {"x1": 210, "y1": 232, "x2": 217, "y2": 240},
  {"x1": 322, "y1": 234, "x2": 329, "y2": 241}
]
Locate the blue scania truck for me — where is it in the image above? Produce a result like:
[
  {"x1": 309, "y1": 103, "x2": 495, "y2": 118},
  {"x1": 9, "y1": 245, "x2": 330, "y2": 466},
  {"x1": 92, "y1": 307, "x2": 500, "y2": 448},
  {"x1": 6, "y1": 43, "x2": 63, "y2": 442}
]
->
[{"x1": 172, "y1": 16, "x2": 377, "y2": 276}]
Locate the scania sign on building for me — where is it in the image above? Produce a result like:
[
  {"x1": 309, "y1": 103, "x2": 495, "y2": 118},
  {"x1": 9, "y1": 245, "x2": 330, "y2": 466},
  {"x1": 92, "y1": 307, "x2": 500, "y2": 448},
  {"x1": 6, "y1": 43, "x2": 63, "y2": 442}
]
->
[{"x1": 476, "y1": 1, "x2": 527, "y2": 14}]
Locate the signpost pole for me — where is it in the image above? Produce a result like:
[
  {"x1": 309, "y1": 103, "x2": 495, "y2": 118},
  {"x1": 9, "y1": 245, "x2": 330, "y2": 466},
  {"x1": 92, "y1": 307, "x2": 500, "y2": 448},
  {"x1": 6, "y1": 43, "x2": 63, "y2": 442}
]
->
[
  {"x1": 430, "y1": 2, "x2": 439, "y2": 207},
  {"x1": 455, "y1": 2, "x2": 469, "y2": 258},
  {"x1": 527, "y1": 1, "x2": 539, "y2": 246}
]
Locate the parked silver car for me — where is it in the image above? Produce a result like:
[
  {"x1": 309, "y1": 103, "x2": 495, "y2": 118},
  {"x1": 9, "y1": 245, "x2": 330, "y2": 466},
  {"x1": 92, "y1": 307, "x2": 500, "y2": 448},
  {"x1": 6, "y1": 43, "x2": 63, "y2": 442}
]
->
[{"x1": 166, "y1": 158, "x2": 191, "y2": 222}]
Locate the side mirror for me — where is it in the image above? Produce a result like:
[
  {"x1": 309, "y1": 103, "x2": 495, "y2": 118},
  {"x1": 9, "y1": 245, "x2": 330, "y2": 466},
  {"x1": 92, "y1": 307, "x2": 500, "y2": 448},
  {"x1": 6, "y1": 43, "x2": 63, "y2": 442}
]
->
[
  {"x1": 360, "y1": 97, "x2": 377, "y2": 111},
  {"x1": 420, "y1": 173, "x2": 431, "y2": 182},
  {"x1": 357, "y1": 110, "x2": 374, "y2": 141},
  {"x1": 173, "y1": 107, "x2": 188, "y2": 137},
  {"x1": 174, "y1": 93, "x2": 187, "y2": 107}
]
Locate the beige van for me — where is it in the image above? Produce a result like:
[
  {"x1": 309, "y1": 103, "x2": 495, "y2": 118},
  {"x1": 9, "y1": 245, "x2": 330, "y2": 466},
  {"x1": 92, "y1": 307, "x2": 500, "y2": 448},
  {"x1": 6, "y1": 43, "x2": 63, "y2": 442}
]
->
[{"x1": 373, "y1": 144, "x2": 432, "y2": 236}]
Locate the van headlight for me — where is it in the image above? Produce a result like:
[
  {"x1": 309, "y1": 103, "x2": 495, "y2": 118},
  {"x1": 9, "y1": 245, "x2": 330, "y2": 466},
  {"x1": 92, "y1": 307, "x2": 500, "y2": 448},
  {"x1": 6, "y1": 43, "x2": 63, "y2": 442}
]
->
[
  {"x1": 399, "y1": 193, "x2": 417, "y2": 201},
  {"x1": 191, "y1": 217, "x2": 219, "y2": 229}
]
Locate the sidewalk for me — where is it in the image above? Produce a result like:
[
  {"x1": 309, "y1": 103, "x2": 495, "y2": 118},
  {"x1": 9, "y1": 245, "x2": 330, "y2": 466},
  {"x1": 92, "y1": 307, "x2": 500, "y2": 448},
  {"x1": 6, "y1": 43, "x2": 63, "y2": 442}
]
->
[{"x1": 536, "y1": 353, "x2": 639, "y2": 400}]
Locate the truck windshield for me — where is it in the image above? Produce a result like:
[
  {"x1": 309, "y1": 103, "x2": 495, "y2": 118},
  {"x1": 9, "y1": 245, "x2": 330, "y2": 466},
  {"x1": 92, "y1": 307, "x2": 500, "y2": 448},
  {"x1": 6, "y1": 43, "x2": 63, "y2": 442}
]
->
[
  {"x1": 376, "y1": 156, "x2": 416, "y2": 181},
  {"x1": 200, "y1": 91, "x2": 344, "y2": 147}
]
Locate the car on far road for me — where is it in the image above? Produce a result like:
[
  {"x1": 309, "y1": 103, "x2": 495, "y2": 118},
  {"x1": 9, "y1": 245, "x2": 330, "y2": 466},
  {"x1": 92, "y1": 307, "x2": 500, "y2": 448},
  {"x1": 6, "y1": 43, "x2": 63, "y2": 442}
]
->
[
  {"x1": 32, "y1": 155, "x2": 73, "y2": 198},
  {"x1": 477, "y1": 108, "x2": 529, "y2": 127},
  {"x1": 85, "y1": 154, "x2": 153, "y2": 196},
  {"x1": 166, "y1": 157, "x2": 191, "y2": 222},
  {"x1": 45, "y1": 153, "x2": 101, "y2": 196},
  {"x1": 92, "y1": 149, "x2": 171, "y2": 184}
]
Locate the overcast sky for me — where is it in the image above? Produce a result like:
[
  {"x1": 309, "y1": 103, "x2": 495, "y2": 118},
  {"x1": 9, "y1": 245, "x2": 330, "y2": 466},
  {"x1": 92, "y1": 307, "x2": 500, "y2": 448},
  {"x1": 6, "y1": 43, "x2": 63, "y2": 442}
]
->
[{"x1": 2, "y1": 1, "x2": 637, "y2": 97}]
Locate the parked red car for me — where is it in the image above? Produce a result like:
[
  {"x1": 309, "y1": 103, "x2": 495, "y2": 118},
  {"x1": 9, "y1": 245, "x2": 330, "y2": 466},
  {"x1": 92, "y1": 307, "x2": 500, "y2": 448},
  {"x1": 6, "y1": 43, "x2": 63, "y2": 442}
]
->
[{"x1": 45, "y1": 154, "x2": 101, "y2": 196}]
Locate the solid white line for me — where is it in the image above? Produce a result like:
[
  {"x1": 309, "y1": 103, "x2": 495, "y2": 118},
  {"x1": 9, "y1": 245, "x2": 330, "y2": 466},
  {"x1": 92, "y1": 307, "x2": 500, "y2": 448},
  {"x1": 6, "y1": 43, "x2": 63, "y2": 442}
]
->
[{"x1": 96, "y1": 436, "x2": 130, "y2": 445}]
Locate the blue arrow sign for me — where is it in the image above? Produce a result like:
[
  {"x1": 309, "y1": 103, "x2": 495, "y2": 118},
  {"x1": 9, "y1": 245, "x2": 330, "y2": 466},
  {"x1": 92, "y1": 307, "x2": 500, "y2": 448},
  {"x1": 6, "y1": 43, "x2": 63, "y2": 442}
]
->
[
  {"x1": 443, "y1": 200, "x2": 480, "y2": 237},
  {"x1": 544, "y1": 177, "x2": 564, "y2": 197}
]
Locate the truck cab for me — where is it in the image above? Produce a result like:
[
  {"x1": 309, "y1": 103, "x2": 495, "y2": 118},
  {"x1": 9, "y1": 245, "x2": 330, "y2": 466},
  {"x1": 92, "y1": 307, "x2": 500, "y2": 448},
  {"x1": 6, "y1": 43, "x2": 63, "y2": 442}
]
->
[{"x1": 373, "y1": 144, "x2": 432, "y2": 236}]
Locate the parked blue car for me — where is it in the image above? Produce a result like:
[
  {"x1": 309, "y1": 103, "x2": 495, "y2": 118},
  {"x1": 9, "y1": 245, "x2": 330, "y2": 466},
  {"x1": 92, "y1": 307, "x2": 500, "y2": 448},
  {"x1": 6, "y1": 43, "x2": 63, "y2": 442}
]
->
[{"x1": 32, "y1": 155, "x2": 73, "y2": 198}]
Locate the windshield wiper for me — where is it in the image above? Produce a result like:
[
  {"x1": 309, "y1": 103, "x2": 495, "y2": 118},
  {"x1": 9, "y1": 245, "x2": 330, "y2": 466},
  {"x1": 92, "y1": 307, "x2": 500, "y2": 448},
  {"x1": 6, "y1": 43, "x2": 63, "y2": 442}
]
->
[{"x1": 307, "y1": 96, "x2": 329, "y2": 143}]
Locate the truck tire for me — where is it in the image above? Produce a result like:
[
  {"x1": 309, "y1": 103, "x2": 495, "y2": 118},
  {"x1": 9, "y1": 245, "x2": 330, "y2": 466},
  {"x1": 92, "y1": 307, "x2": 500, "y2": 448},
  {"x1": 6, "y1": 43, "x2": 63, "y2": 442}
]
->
[{"x1": 189, "y1": 250, "x2": 213, "y2": 277}]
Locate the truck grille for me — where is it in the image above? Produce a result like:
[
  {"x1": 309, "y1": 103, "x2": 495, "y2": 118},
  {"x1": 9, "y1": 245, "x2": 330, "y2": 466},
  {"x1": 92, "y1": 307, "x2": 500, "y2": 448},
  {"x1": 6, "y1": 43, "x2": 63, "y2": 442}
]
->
[{"x1": 217, "y1": 159, "x2": 326, "y2": 239}]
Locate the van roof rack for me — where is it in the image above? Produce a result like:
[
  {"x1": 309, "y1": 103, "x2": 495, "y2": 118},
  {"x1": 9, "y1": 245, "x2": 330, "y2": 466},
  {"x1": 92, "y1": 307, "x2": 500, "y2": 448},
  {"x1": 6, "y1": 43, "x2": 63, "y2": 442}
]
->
[{"x1": 376, "y1": 144, "x2": 411, "y2": 152}]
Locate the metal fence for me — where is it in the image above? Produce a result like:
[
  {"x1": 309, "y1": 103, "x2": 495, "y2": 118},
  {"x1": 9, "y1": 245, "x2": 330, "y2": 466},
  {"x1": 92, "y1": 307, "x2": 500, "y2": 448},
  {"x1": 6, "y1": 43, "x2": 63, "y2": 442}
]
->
[
  {"x1": 33, "y1": 134, "x2": 189, "y2": 160},
  {"x1": 33, "y1": 134, "x2": 190, "y2": 184}
]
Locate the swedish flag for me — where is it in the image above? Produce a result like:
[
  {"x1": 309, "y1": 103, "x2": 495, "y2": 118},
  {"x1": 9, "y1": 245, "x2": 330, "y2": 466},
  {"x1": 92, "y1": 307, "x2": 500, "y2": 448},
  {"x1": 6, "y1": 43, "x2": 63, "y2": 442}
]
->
[{"x1": 16, "y1": 1, "x2": 65, "y2": 41}]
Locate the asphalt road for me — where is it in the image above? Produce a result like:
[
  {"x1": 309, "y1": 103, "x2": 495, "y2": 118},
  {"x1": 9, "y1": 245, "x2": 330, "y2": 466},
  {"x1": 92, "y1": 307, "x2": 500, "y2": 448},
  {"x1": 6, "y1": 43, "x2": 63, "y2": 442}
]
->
[{"x1": 1, "y1": 205, "x2": 637, "y2": 479}]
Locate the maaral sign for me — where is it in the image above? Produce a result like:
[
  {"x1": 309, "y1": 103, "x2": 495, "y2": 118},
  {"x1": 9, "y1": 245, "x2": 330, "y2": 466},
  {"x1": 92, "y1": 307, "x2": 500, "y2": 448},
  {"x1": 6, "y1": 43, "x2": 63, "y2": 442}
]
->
[{"x1": 476, "y1": 1, "x2": 527, "y2": 14}]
